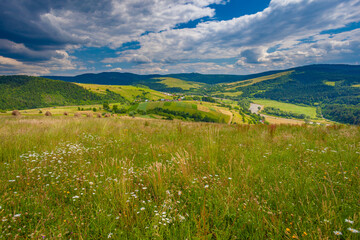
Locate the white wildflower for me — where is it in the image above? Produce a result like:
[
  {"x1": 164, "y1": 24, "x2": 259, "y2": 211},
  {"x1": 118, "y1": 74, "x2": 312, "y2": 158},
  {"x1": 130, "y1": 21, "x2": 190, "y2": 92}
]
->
[
  {"x1": 333, "y1": 231, "x2": 342, "y2": 236},
  {"x1": 348, "y1": 228, "x2": 360, "y2": 233},
  {"x1": 345, "y1": 219, "x2": 354, "y2": 224}
]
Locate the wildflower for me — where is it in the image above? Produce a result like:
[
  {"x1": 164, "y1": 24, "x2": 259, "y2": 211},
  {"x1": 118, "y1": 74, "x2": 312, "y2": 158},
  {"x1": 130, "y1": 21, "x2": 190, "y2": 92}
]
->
[
  {"x1": 178, "y1": 191, "x2": 182, "y2": 195},
  {"x1": 345, "y1": 219, "x2": 354, "y2": 224},
  {"x1": 228, "y1": 177, "x2": 232, "y2": 180},
  {"x1": 14, "y1": 214, "x2": 21, "y2": 218},
  {"x1": 140, "y1": 207, "x2": 145, "y2": 211},
  {"x1": 72, "y1": 196, "x2": 80, "y2": 199},
  {"x1": 107, "y1": 232, "x2": 113, "y2": 238},
  {"x1": 286, "y1": 228, "x2": 291, "y2": 232},
  {"x1": 348, "y1": 228, "x2": 360, "y2": 233},
  {"x1": 8, "y1": 180, "x2": 15, "y2": 182},
  {"x1": 204, "y1": 185, "x2": 209, "y2": 188},
  {"x1": 333, "y1": 231, "x2": 342, "y2": 235},
  {"x1": 142, "y1": 187, "x2": 147, "y2": 190}
]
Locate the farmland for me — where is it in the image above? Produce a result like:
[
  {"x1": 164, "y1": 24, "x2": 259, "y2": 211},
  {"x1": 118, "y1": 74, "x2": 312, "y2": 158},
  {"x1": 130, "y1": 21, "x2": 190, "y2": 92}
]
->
[
  {"x1": 77, "y1": 83, "x2": 171, "y2": 102},
  {"x1": 252, "y1": 99, "x2": 318, "y2": 119},
  {"x1": 0, "y1": 117, "x2": 359, "y2": 239},
  {"x1": 154, "y1": 77, "x2": 204, "y2": 90},
  {"x1": 225, "y1": 71, "x2": 293, "y2": 89},
  {"x1": 133, "y1": 101, "x2": 233, "y2": 124}
]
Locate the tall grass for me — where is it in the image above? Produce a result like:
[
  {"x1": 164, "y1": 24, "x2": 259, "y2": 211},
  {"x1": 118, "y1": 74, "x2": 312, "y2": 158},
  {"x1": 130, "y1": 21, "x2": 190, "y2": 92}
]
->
[{"x1": 0, "y1": 117, "x2": 359, "y2": 239}]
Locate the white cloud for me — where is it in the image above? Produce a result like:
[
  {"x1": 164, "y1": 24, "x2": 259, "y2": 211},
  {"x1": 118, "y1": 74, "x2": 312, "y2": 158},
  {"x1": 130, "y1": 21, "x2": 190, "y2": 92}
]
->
[
  {"x1": 1, "y1": 0, "x2": 360, "y2": 75},
  {"x1": 106, "y1": 0, "x2": 360, "y2": 73}
]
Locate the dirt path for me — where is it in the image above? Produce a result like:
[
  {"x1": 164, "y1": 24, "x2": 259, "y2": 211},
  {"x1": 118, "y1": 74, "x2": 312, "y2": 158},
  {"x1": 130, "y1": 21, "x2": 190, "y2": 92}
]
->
[{"x1": 228, "y1": 113, "x2": 233, "y2": 125}]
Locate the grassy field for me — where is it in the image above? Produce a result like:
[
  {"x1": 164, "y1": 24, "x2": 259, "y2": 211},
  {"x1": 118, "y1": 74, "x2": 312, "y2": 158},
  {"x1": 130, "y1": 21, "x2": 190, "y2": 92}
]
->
[
  {"x1": 225, "y1": 71, "x2": 293, "y2": 89},
  {"x1": 0, "y1": 103, "x2": 127, "y2": 117},
  {"x1": 135, "y1": 101, "x2": 232, "y2": 124},
  {"x1": 253, "y1": 99, "x2": 318, "y2": 119},
  {"x1": 77, "y1": 83, "x2": 171, "y2": 101},
  {"x1": 324, "y1": 81, "x2": 336, "y2": 86},
  {"x1": 0, "y1": 117, "x2": 359, "y2": 239},
  {"x1": 154, "y1": 77, "x2": 203, "y2": 90}
]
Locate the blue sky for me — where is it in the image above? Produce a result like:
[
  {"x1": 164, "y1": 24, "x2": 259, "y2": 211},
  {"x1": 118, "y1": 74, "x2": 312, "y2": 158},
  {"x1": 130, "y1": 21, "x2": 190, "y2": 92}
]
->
[{"x1": 0, "y1": 0, "x2": 360, "y2": 76}]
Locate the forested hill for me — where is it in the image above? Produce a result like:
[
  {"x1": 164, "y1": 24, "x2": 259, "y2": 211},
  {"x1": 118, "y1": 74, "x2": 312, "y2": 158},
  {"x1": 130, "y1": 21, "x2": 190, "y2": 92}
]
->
[
  {"x1": 43, "y1": 70, "x2": 285, "y2": 85},
  {"x1": 0, "y1": 75, "x2": 126, "y2": 110}
]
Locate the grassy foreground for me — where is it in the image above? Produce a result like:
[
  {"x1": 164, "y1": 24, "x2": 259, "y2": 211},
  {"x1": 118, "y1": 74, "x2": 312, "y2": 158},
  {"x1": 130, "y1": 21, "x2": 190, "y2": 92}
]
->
[{"x1": 0, "y1": 117, "x2": 359, "y2": 239}]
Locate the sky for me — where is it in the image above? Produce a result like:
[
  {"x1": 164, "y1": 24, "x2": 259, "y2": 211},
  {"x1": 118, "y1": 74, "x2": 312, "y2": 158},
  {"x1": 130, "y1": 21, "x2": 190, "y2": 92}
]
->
[{"x1": 0, "y1": 0, "x2": 360, "y2": 76}]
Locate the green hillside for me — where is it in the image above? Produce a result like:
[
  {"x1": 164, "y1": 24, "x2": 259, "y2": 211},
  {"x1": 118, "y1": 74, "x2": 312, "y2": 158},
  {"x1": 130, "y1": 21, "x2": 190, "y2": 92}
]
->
[
  {"x1": 133, "y1": 101, "x2": 231, "y2": 123},
  {"x1": 77, "y1": 83, "x2": 172, "y2": 102},
  {"x1": 0, "y1": 76, "x2": 126, "y2": 110}
]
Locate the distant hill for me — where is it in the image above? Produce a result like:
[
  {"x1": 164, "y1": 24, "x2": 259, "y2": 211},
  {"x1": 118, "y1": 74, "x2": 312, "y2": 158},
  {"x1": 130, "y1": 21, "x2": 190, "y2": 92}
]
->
[
  {"x1": 43, "y1": 70, "x2": 286, "y2": 88},
  {"x1": 0, "y1": 75, "x2": 126, "y2": 110}
]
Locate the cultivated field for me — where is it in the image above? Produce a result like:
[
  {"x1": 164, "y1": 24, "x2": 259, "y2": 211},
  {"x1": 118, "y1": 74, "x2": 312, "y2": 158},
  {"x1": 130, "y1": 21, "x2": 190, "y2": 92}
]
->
[
  {"x1": 77, "y1": 84, "x2": 171, "y2": 101},
  {"x1": 0, "y1": 117, "x2": 359, "y2": 239},
  {"x1": 135, "y1": 101, "x2": 233, "y2": 124},
  {"x1": 252, "y1": 99, "x2": 318, "y2": 119},
  {"x1": 225, "y1": 71, "x2": 293, "y2": 89},
  {"x1": 154, "y1": 77, "x2": 204, "y2": 90}
]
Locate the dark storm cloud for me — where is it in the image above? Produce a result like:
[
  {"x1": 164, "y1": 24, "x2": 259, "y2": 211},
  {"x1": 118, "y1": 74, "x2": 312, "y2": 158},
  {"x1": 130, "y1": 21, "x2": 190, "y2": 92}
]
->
[{"x1": 0, "y1": 0, "x2": 94, "y2": 50}]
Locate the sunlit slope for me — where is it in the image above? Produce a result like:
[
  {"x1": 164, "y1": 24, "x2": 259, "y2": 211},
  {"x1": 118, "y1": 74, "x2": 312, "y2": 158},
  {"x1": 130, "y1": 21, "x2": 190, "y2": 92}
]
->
[
  {"x1": 225, "y1": 71, "x2": 293, "y2": 90},
  {"x1": 77, "y1": 83, "x2": 171, "y2": 101},
  {"x1": 135, "y1": 101, "x2": 232, "y2": 124},
  {"x1": 154, "y1": 77, "x2": 204, "y2": 90},
  {"x1": 253, "y1": 99, "x2": 317, "y2": 119}
]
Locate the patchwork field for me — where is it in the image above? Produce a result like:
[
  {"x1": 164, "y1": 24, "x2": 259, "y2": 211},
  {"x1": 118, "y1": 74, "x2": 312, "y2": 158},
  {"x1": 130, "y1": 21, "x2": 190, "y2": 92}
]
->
[
  {"x1": 252, "y1": 99, "x2": 318, "y2": 119},
  {"x1": 135, "y1": 101, "x2": 232, "y2": 124},
  {"x1": 0, "y1": 117, "x2": 359, "y2": 239},
  {"x1": 225, "y1": 71, "x2": 293, "y2": 89},
  {"x1": 77, "y1": 83, "x2": 171, "y2": 101},
  {"x1": 324, "y1": 81, "x2": 336, "y2": 86},
  {"x1": 154, "y1": 77, "x2": 204, "y2": 90}
]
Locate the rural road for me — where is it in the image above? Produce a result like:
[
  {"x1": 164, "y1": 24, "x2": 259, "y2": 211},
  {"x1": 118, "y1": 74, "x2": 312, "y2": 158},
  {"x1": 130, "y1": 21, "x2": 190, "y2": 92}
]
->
[{"x1": 249, "y1": 103, "x2": 262, "y2": 114}]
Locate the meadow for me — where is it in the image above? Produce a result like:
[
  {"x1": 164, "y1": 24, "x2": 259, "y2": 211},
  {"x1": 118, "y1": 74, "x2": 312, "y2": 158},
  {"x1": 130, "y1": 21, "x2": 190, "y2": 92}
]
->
[
  {"x1": 225, "y1": 71, "x2": 293, "y2": 89},
  {"x1": 77, "y1": 84, "x2": 171, "y2": 102},
  {"x1": 252, "y1": 99, "x2": 318, "y2": 119},
  {"x1": 135, "y1": 101, "x2": 233, "y2": 124},
  {"x1": 0, "y1": 116, "x2": 359, "y2": 239},
  {"x1": 154, "y1": 78, "x2": 204, "y2": 90}
]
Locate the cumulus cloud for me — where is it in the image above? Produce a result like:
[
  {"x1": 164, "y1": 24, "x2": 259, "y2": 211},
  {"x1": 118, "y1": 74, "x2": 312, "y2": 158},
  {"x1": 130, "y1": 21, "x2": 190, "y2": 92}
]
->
[
  {"x1": 111, "y1": 0, "x2": 360, "y2": 73},
  {"x1": 1, "y1": 0, "x2": 360, "y2": 75},
  {"x1": 0, "y1": 0, "x2": 227, "y2": 74}
]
